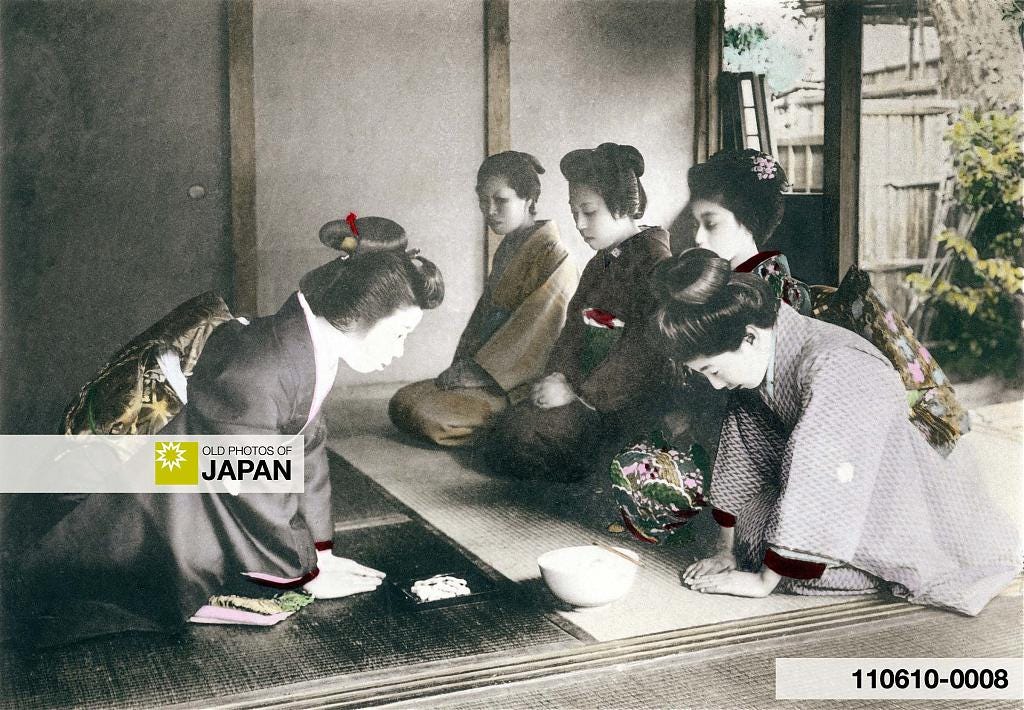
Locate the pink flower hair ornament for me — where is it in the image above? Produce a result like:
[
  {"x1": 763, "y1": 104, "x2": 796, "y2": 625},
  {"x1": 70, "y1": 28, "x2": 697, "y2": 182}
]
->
[{"x1": 751, "y1": 154, "x2": 778, "y2": 181}]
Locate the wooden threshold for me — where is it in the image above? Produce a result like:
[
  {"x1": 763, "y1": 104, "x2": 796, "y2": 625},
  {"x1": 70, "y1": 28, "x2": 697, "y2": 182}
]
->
[{"x1": 197, "y1": 596, "x2": 925, "y2": 709}]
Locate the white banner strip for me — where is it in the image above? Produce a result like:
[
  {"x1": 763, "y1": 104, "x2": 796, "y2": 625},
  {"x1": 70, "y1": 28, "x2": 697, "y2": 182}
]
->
[
  {"x1": 776, "y1": 657, "x2": 1024, "y2": 700},
  {"x1": 0, "y1": 435, "x2": 305, "y2": 493}
]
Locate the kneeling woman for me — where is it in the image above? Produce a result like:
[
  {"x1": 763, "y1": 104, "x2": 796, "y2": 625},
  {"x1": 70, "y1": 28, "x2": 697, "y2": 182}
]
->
[
  {"x1": 486, "y1": 143, "x2": 671, "y2": 481},
  {"x1": 11, "y1": 220, "x2": 443, "y2": 645},
  {"x1": 657, "y1": 250, "x2": 1019, "y2": 615},
  {"x1": 389, "y1": 151, "x2": 578, "y2": 446}
]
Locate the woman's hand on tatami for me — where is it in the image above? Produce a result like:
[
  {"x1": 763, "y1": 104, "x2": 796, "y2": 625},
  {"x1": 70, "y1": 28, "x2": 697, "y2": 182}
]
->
[
  {"x1": 303, "y1": 554, "x2": 386, "y2": 599},
  {"x1": 682, "y1": 552, "x2": 737, "y2": 584}
]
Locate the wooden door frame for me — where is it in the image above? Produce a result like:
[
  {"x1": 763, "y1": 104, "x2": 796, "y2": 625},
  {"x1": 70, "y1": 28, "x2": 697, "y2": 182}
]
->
[
  {"x1": 822, "y1": 0, "x2": 863, "y2": 284},
  {"x1": 693, "y1": 0, "x2": 724, "y2": 165},
  {"x1": 484, "y1": 0, "x2": 511, "y2": 273}
]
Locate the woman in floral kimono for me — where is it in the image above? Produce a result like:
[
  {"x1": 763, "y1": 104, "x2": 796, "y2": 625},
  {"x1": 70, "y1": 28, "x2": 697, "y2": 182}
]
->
[
  {"x1": 9, "y1": 218, "x2": 444, "y2": 646},
  {"x1": 389, "y1": 151, "x2": 578, "y2": 446},
  {"x1": 657, "y1": 249, "x2": 1019, "y2": 615},
  {"x1": 485, "y1": 143, "x2": 671, "y2": 482}
]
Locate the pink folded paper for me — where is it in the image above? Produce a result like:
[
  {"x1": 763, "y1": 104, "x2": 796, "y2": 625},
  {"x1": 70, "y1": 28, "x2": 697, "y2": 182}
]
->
[{"x1": 189, "y1": 604, "x2": 294, "y2": 626}]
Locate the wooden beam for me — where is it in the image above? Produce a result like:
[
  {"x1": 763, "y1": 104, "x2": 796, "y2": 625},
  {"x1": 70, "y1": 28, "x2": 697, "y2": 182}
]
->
[
  {"x1": 822, "y1": 0, "x2": 863, "y2": 285},
  {"x1": 228, "y1": 0, "x2": 258, "y2": 315},
  {"x1": 693, "y1": 0, "x2": 724, "y2": 164},
  {"x1": 484, "y1": 0, "x2": 511, "y2": 272}
]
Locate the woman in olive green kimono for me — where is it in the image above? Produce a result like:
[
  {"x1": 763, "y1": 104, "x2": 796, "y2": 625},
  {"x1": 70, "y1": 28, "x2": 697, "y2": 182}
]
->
[{"x1": 389, "y1": 151, "x2": 578, "y2": 447}]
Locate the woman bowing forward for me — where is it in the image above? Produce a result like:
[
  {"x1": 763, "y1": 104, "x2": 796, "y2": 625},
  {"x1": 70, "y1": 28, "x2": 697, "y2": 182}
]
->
[
  {"x1": 658, "y1": 250, "x2": 1020, "y2": 615},
  {"x1": 10, "y1": 218, "x2": 444, "y2": 646}
]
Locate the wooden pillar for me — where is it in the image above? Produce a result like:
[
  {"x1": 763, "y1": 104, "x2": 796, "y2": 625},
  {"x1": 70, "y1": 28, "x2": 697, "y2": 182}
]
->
[
  {"x1": 822, "y1": 0, "x2": 862, "y2": 285},
  {"x1": 906, "y1": 16, "x2": 915, "y2": 80},
  {"x1": 228, "y1": 0, "x2": 258, "y2": 315},
  {"x1": 484, "y1": 0, "x2": 511, "y2": 272},
  {"x1": 916, "y1": 1, "x2": 926, "y2": 79},
  {"x1": 693, "y1": 0, "x2": 724, "y2": 164}
]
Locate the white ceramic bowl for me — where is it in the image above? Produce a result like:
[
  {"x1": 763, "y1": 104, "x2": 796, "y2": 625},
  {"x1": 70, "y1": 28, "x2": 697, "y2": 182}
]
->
[{"x1": 537, "y1": 545, "x2": 640, "y2": 608}]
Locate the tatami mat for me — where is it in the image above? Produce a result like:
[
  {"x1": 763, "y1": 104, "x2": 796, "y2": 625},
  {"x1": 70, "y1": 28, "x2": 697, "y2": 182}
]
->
[
  {"x1": 327, "y1": 394, "x2": 1024, "y2": 643},
  {"x1": 0, "y1": 453, "x2": 574, "y2": 710},
  {"x1": 328, "y1": 400, "x2": 875, "y2": 643}
]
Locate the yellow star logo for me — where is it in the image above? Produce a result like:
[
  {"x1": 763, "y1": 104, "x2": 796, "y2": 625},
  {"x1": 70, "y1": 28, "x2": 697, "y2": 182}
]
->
[{"x1": 154, "y1": 441, "x2": 199, "y2": 485}]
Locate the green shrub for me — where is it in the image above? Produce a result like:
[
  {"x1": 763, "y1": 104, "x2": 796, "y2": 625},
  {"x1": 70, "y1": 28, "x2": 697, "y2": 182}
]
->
[{"x1": 907, "y1": 109, "x2": 1024, "y2": 379}]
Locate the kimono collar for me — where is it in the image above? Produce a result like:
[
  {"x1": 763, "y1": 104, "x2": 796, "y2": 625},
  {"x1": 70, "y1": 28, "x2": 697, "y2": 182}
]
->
[
  {"x1": 762, "y1": 328, "x2": 778, "y2": 400},
  {"x1": 601, "y1": 225, "x2": 666, "y2": 267},
  {"x1": 296, "y1": 290, "x2": 339, "y2": 427},
  {"x1": 735, "y1": 250, "x2": 782, "y2": 273},
  {"x1": 491, "y1": 220, "x2": 544, "y2": 285},
  {"x1": 762, "y1": 303, "x2": 806, "y2": 407}
]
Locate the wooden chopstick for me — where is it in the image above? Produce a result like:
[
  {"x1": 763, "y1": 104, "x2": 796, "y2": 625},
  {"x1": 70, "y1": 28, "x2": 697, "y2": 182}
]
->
[{"x1": 592, "y1": 540, "x2": 641, "y2": 566}]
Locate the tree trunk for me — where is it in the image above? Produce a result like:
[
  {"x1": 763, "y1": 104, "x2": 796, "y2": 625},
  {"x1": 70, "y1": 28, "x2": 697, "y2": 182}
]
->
[{"x1": 928, "y1": 0, "x2": 1023, "y2": 110}]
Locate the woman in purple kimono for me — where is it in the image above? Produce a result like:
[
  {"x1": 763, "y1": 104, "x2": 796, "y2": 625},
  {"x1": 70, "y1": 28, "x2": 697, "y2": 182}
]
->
[
  {"x1": 9, "y1": 218, "x2": 444, "y2": 645},
  {"x1": 657, "y1": 250, "x2": 1019, "y2": 615}
]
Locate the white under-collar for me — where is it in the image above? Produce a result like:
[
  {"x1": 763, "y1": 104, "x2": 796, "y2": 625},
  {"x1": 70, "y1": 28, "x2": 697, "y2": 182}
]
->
[
  {"x1": 763, "y1": 328, "x2": 778, "y2": 400},
  {"x1": 297, "y1": 291, "x2": 339, "y2": 427}
]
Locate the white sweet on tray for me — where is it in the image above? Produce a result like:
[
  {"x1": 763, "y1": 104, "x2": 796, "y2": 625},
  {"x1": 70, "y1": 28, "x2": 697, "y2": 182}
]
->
[{"x1": 410, "y1": 574, "x2": 472, "y2": 602}]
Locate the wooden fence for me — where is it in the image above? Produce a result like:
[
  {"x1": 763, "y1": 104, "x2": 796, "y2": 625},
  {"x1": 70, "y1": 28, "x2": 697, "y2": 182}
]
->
[{"x1": 778, "y1": 98, "x2": 961, "y2": 313}]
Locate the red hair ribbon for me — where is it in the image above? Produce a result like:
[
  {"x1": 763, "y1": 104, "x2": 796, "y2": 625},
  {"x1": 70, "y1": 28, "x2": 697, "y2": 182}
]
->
[{"x1": 345, "y1": 212, "x2": 359, "y2": 236}]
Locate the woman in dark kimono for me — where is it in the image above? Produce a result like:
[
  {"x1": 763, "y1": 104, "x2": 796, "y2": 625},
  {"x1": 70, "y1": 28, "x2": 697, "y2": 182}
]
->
[
  {"x1": 688, "y1": 148, "x2": 811, "y2": 312},
  {"x1": 389, "y1": 151, "x2": 578, "y2": 446},
  {"x1": 485, "y1": 143, "x2": 671, "y2": 482},
  {"x1": 9, "y1": 218, "x2": 444, "y2": 645},
  {"x1": 657, "y1": 250, "x2": 1019, "y2": 615}
]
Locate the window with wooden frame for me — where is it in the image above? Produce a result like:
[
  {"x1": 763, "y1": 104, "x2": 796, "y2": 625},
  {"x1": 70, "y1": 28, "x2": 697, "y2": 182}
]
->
[{"x1": 718, "y1": 71, "x2": 774, "y2": 155}]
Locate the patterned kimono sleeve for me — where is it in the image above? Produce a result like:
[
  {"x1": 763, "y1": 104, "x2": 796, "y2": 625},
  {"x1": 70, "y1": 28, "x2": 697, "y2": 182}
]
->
[
  {"x1": 769, "y1": 348, "x2": 902, "y2": 570},
  {"x1": 708, "y1": 392, "x2": 789, "y2": 527}
]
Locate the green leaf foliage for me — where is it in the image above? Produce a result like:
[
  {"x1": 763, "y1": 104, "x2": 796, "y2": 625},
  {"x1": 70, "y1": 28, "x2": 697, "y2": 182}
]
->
[
  {"x1": 640, "y1": 480, "x2": 693, "y2": 510},
  {"x1": 907, "y1": 109, "x2": 1024, "y2": 379}
]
